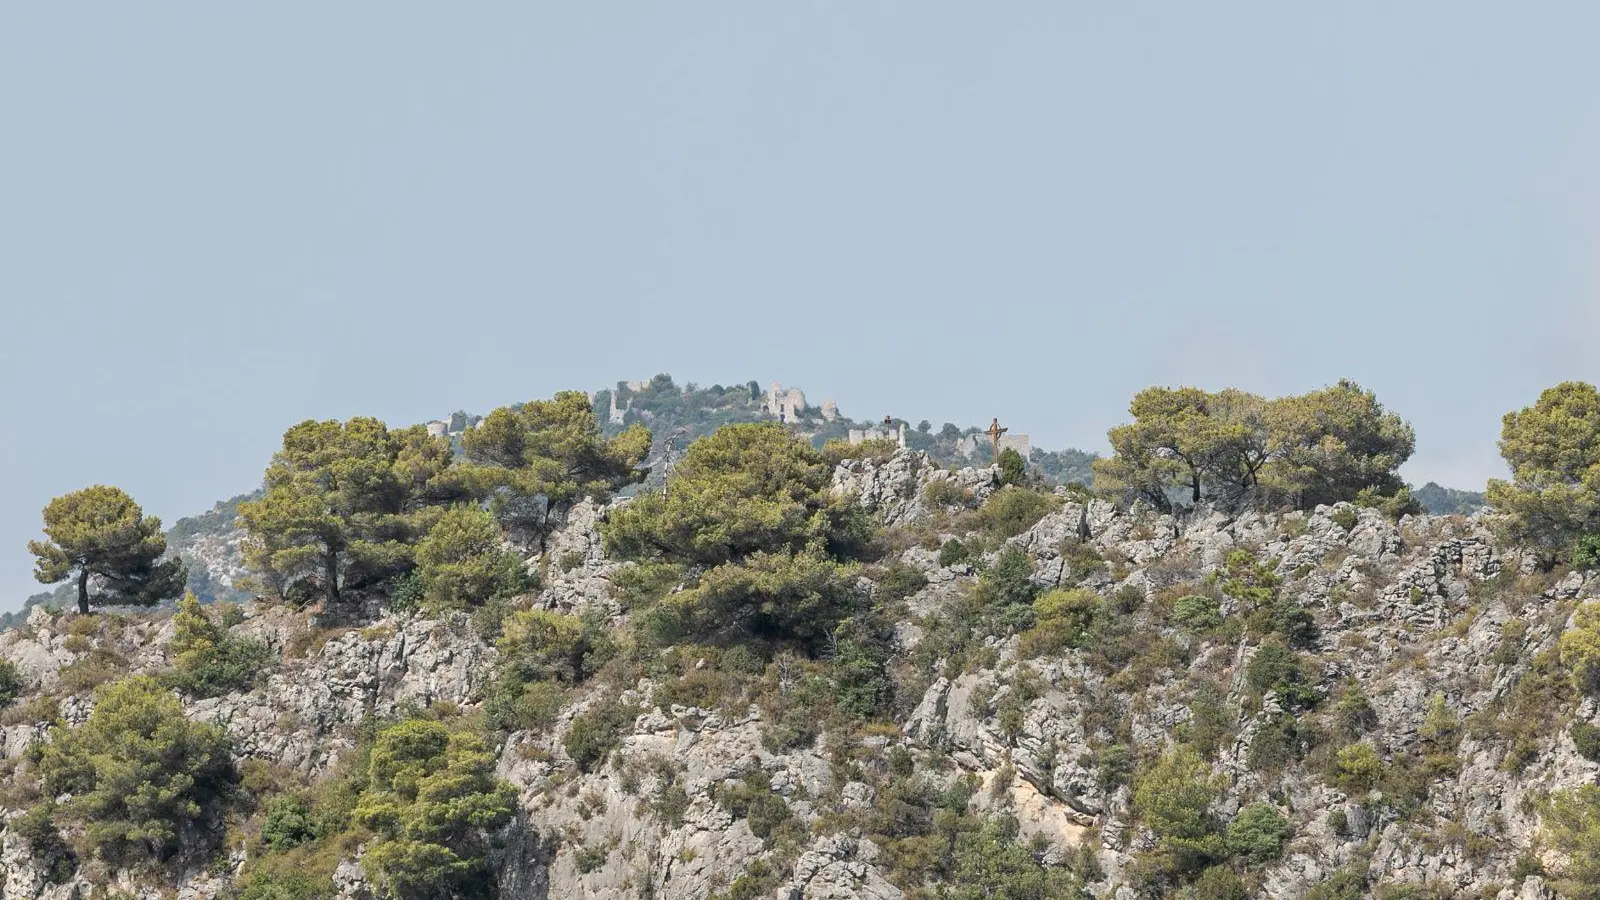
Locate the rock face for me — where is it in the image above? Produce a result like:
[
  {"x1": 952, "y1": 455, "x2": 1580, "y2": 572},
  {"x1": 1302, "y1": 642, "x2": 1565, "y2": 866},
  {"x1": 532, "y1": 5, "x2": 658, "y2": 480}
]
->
[{"x1": 0, "y1": 450, "x2": 1595, "y2": 899}]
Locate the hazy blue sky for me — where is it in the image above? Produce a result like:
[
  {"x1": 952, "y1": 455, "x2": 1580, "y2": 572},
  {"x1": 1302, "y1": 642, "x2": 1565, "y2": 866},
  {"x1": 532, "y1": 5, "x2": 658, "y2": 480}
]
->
[{"x1": 3, "y1": 3, "x2": 1598, "y2": 608}]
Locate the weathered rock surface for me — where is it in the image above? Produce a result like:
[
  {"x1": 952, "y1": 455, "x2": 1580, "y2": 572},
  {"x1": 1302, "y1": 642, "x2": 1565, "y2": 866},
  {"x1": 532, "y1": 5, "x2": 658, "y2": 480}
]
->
[{"x1": 0, "y1": 452, "x2": 1592, "y2": 899}]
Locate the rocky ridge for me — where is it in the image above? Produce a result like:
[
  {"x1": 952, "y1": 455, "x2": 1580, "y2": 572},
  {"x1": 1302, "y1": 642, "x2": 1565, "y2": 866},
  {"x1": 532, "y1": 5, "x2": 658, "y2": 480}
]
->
[{"x1": 0, "y1": 449, "x2": 1592, "y2": 900}]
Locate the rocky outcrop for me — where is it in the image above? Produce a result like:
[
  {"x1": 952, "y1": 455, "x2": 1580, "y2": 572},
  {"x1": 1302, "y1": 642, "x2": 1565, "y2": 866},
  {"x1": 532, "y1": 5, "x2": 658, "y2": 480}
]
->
[
  {"x1": 831, "y1": 449, "x2": 999, "y2": 527},
  {"x1": 0, "y1": 452, "x2": 1592, "y2": 899}
]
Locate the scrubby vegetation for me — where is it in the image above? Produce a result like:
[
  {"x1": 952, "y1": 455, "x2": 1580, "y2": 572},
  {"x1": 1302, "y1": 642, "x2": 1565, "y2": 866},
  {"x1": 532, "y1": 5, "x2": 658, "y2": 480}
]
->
[
  {"x1": 31, "y1": 676, "x2": 236, "y2": 867},
  {"x1": 10, "y1": 376, "x2": 1600, "y2": 897},
  {"x1": 165, "y1": 593, "x2": 274, "y2": 697}
]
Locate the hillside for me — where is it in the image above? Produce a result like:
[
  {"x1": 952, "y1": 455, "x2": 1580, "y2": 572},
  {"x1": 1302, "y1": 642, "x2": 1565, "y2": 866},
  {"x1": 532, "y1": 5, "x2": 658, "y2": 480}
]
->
[
  {"x1": 3, "y1": 374, "x2": 1098, "y2": 629},
  {"x1": 0, "y1": 444, "x2": 1596, "y2": 899}
]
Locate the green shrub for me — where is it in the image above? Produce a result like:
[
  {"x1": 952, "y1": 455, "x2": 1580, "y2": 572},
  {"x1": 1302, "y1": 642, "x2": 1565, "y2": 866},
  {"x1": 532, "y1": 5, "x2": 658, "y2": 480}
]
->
[
  {"x1": 10, "y1": 803, "x2": 74, "y2": 884},
  {"x1": 1562, "y1": 602, "x2": 1600, "y2": 695},
  {"x1": 497, "y1": 609, "x2": 599, "y2": 684},
  {"x1": 56, "y1": 647, "x2": 130, "y2": 694},
  {"x1": 975, "y1": 486, "x2": 1061, "y2": 539},
  {"x1": 1330, "y1": 743, "x2": 1382, "y2": 793},
  {"x1": 36, "y1": 675, "x2": 235, "y2": 864},
  {"x1": 1354, "y1": 486, "x2": 1420, "y2": 519},
  {"x1": 1244, "y1": 642, "x2": 1317, "y2": 709},
  {"x1": 998, "y1": 448, "x2": 1028, "y2": 487},
  {"x1": 1545, "y1": 785, "x2": 1600, "y2": 897},
  {"x1": 822, "y1": 437, "x2": 900, "y2": 467},
  {"x1": 0, "y1": 657, "x2": 24, "y2": 707},
  {"x1": 972, "y1": 545, "x2": 1040, "y2": 635},
  {"x1": 1329, "y1": 507, "x2": 1358, "y2": 531},
  {"x1": 938, "y1": 538, "x2": 971, "y2": 568},
  {"x1": 1183, "y1": 682, "x2": 1232, "y2": 760},
  {"x1": 1018, "y1": 588, "x2": 1101, "y2": 657},
  {"x1": 1328, "y1": 809, "x2": 1349, "y2": 835},
  {"x1": 1222, "y1": 552, "x2": 1318, "y2": 646},
  {"x1": 944, "y1": 814, "x2": 1080, "y2": 899},
  {"x1": 874, "y1": 562, "x2": 928, "y2": 604},
  {"x1": 1574, "y1": 534, "x2": 1600, "y2": 569},
  {"x1": 830, "y1": 614, "x2": 893, "y2": 719},
  {"x1": 925, "y1": 480, "x2": 974, "y2": 509},
  {"x1": 1417, "y1": 695, "x2": 1462, "y2": 777},
  {"x1": 485, "y1": 676, "x2": 566, "y2": 733},
  {"x1": 1188, "y1": 866, "x2": 1248, "y2": 900},
  {"x1": 261, "y1": 794, "x2": 321, "y2": 853},
  {"x1": 715, "y1": 771, "x2": 799, "y2": 847},
  {"x1": 1247, "y1": 714, "x2": 1316, "y2": 774},
  {"x1": 756, "y1": 659, "x2": 834, "y2": 751},
  {"x1": 236, "y1": 868, "x2": 331, "y2": 900},
  {"x1": 388, "y1": 571, "x2": 425, "y2": 614},
  {"x1": 1172, "y1": 595, "x2": 1223, "y2": 632},
  {"x1": 1132, "y1": 747, "x2": 1225, "y2": 875},
  {"x1": 1572, "y1": 721, "x2": 1600, "y2": 762},
  {"x1": 354, "y1": 719, "x2": 518, "y2": 899},
  {"x1": 709, "y1": 859, "x2": 784, "y2": 900},
  {"x1": 1226, "y1": 803, "x2": 1291, "y2": 864},
  {"x1": 1305, "y1": 860, "x2": 1370, "y2": 900},
  {"x1": 564, "y1": 697, "x2": 640, "y2": 772},
  {"x1": 1332, "y1": 685, "x2": 1377, "y2": 738},
  {"x1": 167, "y1": 593, "x2": 275, "y2": 698},
  {"x1": 1059, "y1": 539, "x2": 1106, "y2": 583}
]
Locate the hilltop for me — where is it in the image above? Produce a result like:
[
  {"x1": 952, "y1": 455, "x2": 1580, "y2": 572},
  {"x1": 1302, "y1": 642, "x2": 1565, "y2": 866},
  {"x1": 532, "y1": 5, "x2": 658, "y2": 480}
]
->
[
  {"x1": 1, "y1": 375, "x2": 1552, "y2": 900},
  {"x1": 0, "y1": 446, "x2": 1589, "y2": 899}
]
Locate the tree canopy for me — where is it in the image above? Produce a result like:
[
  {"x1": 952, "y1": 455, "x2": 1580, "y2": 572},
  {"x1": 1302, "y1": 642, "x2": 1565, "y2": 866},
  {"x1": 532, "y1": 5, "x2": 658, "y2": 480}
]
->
[
  {"x1": 354, "y1": 719, "x2": 518, "y2": 899},
  {"x1": 1486, "y1": 381, "x2": 1600, "y2": 562},
  {"x1": 603, "y1": 422, "x2": 874, "y2": 648},
  {"x1": 460, "y1": 391, "x2": 650, "y2": 545},
  {"x1": 29, "y1": 485, "x2": 186, "y2": 614},
  {"x1": 603, "y1": 422, "x2": 869, "y2": 567},
  {"x1": 35, "y1": 675, "x2": 235, "y2": 864},
  {"x1": 238, "y1": 418, "x2": 459, "y2": 605},
  {"x1": 412, "y1": 504, "x2": 529, "y2": 609},
  {"x1": 1093, "y1": 380, "x2": 1414, "y2": 512}
]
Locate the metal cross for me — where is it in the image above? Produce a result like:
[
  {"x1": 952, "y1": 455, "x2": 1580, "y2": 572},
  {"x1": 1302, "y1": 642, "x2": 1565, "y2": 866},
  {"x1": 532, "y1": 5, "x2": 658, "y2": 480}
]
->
[{"x1": 985, "y1": 418, "x2": 1008, "y2": 464}]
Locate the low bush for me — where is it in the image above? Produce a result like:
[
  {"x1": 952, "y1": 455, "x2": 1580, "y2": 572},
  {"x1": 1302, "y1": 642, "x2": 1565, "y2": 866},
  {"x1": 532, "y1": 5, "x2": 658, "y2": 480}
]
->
[
  {"x1": 1172, "y1": 594, "x2": 1223, "y2": 632},
  {"x1": 166, "y1": 593, "x2": 274, "y2": 698},
  {"x1": 1226, "y1": 803, "x2": 1291, "y2": 864},
  {"x1": 971, "y1": 545, "x2": 1041, "y2": 636},
  {"x1": 1571, "y1": 721, "x2": 1600, "y2": 762},
  {"x1": 1545, "y1": 785, "x2": 1600, "y2": 896},
  {"x1": 0, "y1": 658, "x2": 24, "y2": 707},
  {"x1": 715, "y1": 771, "x2": 800, "y2": 848},
  {"x1": 1329, "y1": 743, "x2": 1381, "y2": 793},
  {"x1": 923, "y1": 479, "x2": 975, "y2": 509},
  {"x1": 1018, "y1": 588, "x2": 1101, "y2": 658},
  {"x1": 937, "y1": 538, "x2": 971, "y2": 568},
  {"x1": 1244, "y1": 642, "x2": 1318, "y2": 709},
  {"x1": 1562, "y1": 602, "x2": 1600, "y2": 695},
  {"x1": 1189, "y1": 865, "x2": 1248, "y2": 899},
  {"x1": 1132, "y1": 746, "x2": 1226, "y2": 877},
  {"x1": 564, "y1": 696, "x2": 640, "y2": 772},
  {"x1": 973, "y1": 486, "x2": 1061, "y2": 539},
  {"x1": 873, "y1": 562, "x2": 928, "y2": 604}
]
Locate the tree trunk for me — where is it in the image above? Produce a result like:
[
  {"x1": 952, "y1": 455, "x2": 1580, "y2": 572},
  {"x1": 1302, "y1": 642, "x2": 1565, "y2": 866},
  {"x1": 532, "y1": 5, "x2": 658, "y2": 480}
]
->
[
  {"x1": 77, "y1": 569, "x2": 90, "y2": 615},
  {"x1": 1191, "y1": 472, "x2": 1202, "y2": 505},
  {"x1": 325, "y1": 552, "x2": 340, "y2": 604}
]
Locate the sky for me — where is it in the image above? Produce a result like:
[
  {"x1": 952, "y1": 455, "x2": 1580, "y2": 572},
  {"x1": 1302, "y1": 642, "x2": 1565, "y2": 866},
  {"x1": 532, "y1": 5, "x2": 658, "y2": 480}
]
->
[{"x1": 3, "y1": 3, "x2": 1599, "y2": 609}]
